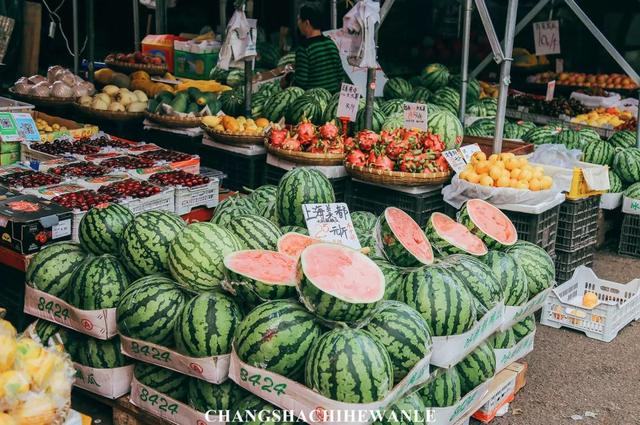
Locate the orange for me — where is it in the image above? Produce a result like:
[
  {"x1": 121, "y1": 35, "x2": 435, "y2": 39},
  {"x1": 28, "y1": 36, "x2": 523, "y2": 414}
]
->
[
  {"x1": 533, "y1": 169, "x2": 545, "y2": 179},
  {"x1": 501, "y1": 169, "x2": 511, "y2": 180},
  {"x1": 479, "y1": 175, "x2": 494, "y2": 187},
  {"x1": 494, "y1": 160, "x2": 505, "y2": 169},
  {"x1": 471, "y1": 151, "x2": 487, "y2": 164},
  {"x1": 475, "y1": 160, "x2": 491, "y2": 175},
  {"x1": 540, "y1": 175, "x2": 553, "y2": 190},
  {"x1": 500, "y1": 152, "x2": 515, "y2": 161},
  {"x1": 528, "y1": 178, "x2": 542, "y2": 191},
  {"x1": 467, "y1": 172, "x2": 481, "y2": 184},
  {"x1": 510, "y1": 168, "x2": 522, "y2": 179},
  {"x1": 489, "y1": 166, "x2": 504, "y2": 181},
  {"x1": 517, "y1": 157, "x2": 528, "y2": 168},
  {"x1": 459, "y1": 170, "x2": 469, "y2": 181},
  {"x1": 496, "y1": 175, "x2": 510, "y2": 187},
  {"x1": 583, "y1": 292, "x2": 598, "y2": 308},
  {"x1": 255, "y1": 118, "x2": 269, "y2": 127}
]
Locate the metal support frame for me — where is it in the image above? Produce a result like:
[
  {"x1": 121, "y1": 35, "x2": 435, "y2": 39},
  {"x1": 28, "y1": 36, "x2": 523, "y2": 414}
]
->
[
  {"x1": 155, "y1": 0, "x2": 167, "y2": 34},
  {"x1": 364, "y1": 0, "x2": 380, "y2": 130},
  {"x1": 459, "y1": 0, "x2": 473, "y2": 122},
  {"x1": 72, "y1": 0, "x2": 79, "y2": 75},
  {"x1": 379, "y1": 0, "x2": 395, "y2": 24},
  {"x1": 220, "y1": 0, "x2": 228, "y2": 34},
  {"x1": 474, "y1": 0, "x2": 504, "y2": 64},
  {"x1": 330, "y1": 0, "x2": 338, "y2": 29},
  {"x1": 87, "y1": 0, "x2": 95, "y2": 82},
  {"x1": 244, "y1": 5, "x2": 253, "y2": 117},
  {"x1": 133, "y1": 0, "x2": 141, "y2": 52}
]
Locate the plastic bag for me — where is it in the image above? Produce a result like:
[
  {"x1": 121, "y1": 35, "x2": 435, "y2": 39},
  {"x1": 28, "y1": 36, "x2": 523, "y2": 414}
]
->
[
  {"x1": 342, "y1": 0, "x2": 380, "y2": 68},
  {"x1": 527, "y1": 144, "x2": 582, "y2": 168}
]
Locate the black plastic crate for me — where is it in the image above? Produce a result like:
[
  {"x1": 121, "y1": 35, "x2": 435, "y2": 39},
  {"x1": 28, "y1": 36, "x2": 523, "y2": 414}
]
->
[
  {"x1": 618, "y1": 213, "x2": 640, "y2": 258},
  {"x1": 556, "y1": 196, "x2": 600, "y2": 252},
  {"x1": 199, "y1": 144, "x2": 265, "y2": 191},
  {"x1": 265, "y1": 164, "x2": 347, "y2": 202},
  {"x1": 346, "y1": 179, "x2": 444, "y2": 227},
  {"x1": 142, "y1": 128, "x2": 203, "y2": 155},
  {"x1": 555, "y1": 243, "x2": 596, "y2": 282}
]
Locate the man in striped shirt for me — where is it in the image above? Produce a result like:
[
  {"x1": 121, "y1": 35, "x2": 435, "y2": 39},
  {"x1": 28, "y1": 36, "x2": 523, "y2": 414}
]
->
[{"x1": 293, "y1": 2, "x2": 344, "y2": 93}]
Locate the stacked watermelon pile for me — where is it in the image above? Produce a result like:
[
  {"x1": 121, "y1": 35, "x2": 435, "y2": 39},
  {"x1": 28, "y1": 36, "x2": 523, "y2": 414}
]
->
[
  {"x1": 583, "y1": 130, "x2": 640, "y2": 195},
  {"x1": 465, "y1": 117, "x2": 537, "y2": 140}
]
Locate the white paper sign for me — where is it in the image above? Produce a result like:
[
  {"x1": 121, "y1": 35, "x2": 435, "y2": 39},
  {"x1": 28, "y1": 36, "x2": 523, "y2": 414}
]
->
[
  {"x1": 555, "y1": 58, "x2": 564, "y2": 73},
  {"x1": 403, "y1": 102, "x2": 428, "y2": 131},
  {"x1": 51, "y1": 218, "x2": 72, "y2": 239},
  {"x1": 337, "y1": 83, "x2": 360, "y2": 122},
  {"x1": 545, "y1": 80, "x2": 556, "y2": 101},
  {"x1": 442, "y1": 149, "x2": 468, "y2": 173},
  {"x1": 459, "y1": 144, "x2": 482, "y2": 163},
  {"x1": 302, "y1": 203, "x2": 361, "y2": 250},
  {"x1": 533, "y1": 20, "x2": 560, "y2": 56}
]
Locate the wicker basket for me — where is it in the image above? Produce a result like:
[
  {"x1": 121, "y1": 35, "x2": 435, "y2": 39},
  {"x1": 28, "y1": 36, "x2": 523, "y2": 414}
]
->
[
  {"x1": 345, "y1": 162, "x2": 451, "y2": 187},
  {"x1": 145, "y1": 111, "x2": 201, "y2": 128},
  {"x1": 75, "y1": 103, "x2": 145, "y2": 122},
  {"x1": 104, "y1": 58, "x2": 167, "y2": 76},
  {"x1": 265, "y1": 142, "x2": 344, "y2": 166},
  {"x1": 8, "y1": 88, "x2": 76, "y2": 106},
  {"x1": 201, "y1": 125, "x2": 265, "y2": 146}
]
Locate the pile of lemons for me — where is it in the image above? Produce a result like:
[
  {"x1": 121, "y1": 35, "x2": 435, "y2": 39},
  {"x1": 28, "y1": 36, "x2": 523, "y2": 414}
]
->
[{"x1": 459, "y1": 151, "x2": 553, "y2": 191}]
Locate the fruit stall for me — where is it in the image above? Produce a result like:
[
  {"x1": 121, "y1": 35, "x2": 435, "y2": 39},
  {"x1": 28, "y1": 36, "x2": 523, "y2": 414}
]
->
[{"x1": 1, "y1": 0, "x2": 640, "y2": 424}]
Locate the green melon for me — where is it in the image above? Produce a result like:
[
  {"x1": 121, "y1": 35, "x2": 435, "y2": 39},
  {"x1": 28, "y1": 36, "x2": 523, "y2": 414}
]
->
[
  {"x1": 420, "y1": 367, "x2": 462, "y2": 407},
  {"x1": 67, "y1": 254, "x2": 130, "y2": 310},
  {"x1": 455, "y1": 341, "x2": 496, "y2": 395},
  {"x1": 504, "y1": 241, "x2": 555, "y2": 298},
  {"x1": 26, "y1": 242, "x2": 87, "y2": 298},
  {"x1": 79, "y1": 203, "x2": 134, "y2": 255},
  {"x1": 276, "y1": 168, "x2": 335, "y2": 227}
]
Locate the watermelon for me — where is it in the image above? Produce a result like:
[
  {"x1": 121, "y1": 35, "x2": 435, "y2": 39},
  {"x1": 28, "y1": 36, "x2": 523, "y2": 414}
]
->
[
  {"x1": 522, "y1": 126, "x2": 560, "y2": 145},
  {"x1": 279, "y1": 225, "x2": 308, "y2": 235},
  {"x1": 383, "y1": 78, "x2": 413, "y2": 100},
  {"x1": 465, "y1": 118, "x2": 495, "y2": 137},
  {"x1": 234, "y1": 394, "x2": 296, "y2": 425},
  {"x1": 168, "y1": 222, "x2": 243, "y2": 292},
  {"x1": 608, "y1": 130, "x2": 636, "y2": 149},
  {"x1": 79, "y1": 203, "x2": 134, "y2": 255},
  {"x1": 322, "y1": 96, "x2": 340, "y2": 125},
  {"x1": 420, "y1": 63, "x2": 450, "y2": 91},
  {"x1": 556, "y1": 129, "x2": 583, "y2": 150},
  {"x1": 420, "y1": 367, "x2": 462, "y2": 407},
  {"x1": 371, "y1": 257, "x2": 404, "y2": 300},
  {"x1": 120, "y1": 211, "x2": 185, "y2": 278},
  {"x1": 410, "y1": 86, "x2": 432, "y2": 104},
  {"x1": 428, "y1": 109, "x2": 464, "y2": 150},
  {"x1": 174, "y1": 292, "x2": 242, "y2": 357},
  {"x1": 264, "y1": 87, "x2": 305, "y2": 123},
  {"x1": 455, "y1": 341, "x2": 496, "y2": 395},
  {"x1": 609, "y1": 170, "x2": 623, "y2": 193},
  {"x1": 229, "y1": 214, "x2": 282, "y2": 250},
  {"x1": 220, "y1": 86, "x2": 245, "y2": 116},
  {"x1": 512, "y1": 315, "x2": 535, "y2": 341},
  {"x1": 277, "y1": 232, "x2": 318, "y2": 260},
  {"x1": 356, "y1": 107, "x2": 386, "y2": 132},
  {"x1": 377, "y1": 207, "x2": 434, "y2": 267},
  {"x1": 491, "y1": 328, "x2": 516, "y2": 349},
  {"x1": 226, "y1": 69, "x2": 245, "y2": 87},
  {"x1": 377, "y1": 392, "x2": 426, "y2": 425},
  {"x1": 276, "y1": 168, "x2": 335, "y2": 227},
  {"x1": 425, "y1": 212, "x2": 488, "y2": 256},
  {"x1": 34, "y1": 320, "x2": 67, "y2": 346},
  {"x1": 277, "y1": 52, "x2": 296, "y2": 68},
  {"x1": 235, "y1": 300, "x2": 322, "y2": 378},
  {"x1": 583, "y1": 140, "x2": 614, "y2": 165},
  {"x1": 259, "y1": 201, "x2": 279, "y2": 225},
  {"x1": 188, "y1": 379, "x2": 246, "y2": 412},
  {"x1": 209, "y1": 66, "x2": 230, "y2": 82},
  {"x1": 298, "y1": 243, "x2": 385, "y2": 323},
  {"x1": 380, "y1": 99, "x2": 405, "y2": 116},
  {"x1": 67, "y1": 255, "x2": 129, "y2": 310},
  {"x1": 135, "y1": 363, "x2": 187, "y2": 401},
  {"x1": 432, "y1": 87, "x2": 460, "y2": 115},
  {"x1": 116, "y1": 275, "x2": 187, "y2": 346},
  {"x1": 467, "y1": 100, "x2": 493, "y2": 118},
  {"x1": 400, "y1": 264, "x2": 477, "y2": 336},
  {"x1": 624, "y1": 182, "x2": 640, "y2": 199},
  {"x1": 26, "y1": 242, "x2": 87, "y2": 298},
  {"x1": 351, "y1": 210, "x2": 377, "y2": 232},
  {"x1": 286, "y1": 95, "x2": 325, "y2": 125},
  {"x1": 505, "y1": 120, "x2": 536, "y2": 139},
  {"x1": 211, "y1": 195, "x2": 255, "y2": 227},
  {"x1": 504, "y1": 241, "x2": 555, "y2": 298},
  {"x1": 448, "y1": 74, "x2": 481, "y2": 103},
  {"x1": 458, "y1": 199, "x2": 517, "y2": 250},
  {"x1": 578, "y1": 128, "x2": 602, "y2": 145},
  {"x1": 382, "y1": 112, "x2": 404, "y2": 131},
  {"x1": 480, "y1": 251, "x2": 529, "y2": 306},
  {"x1": 304, "y1": 328, "x2": 393, "y2": 403},
  {"x1": 306, "y1": 87, "x2": 332, "y2": 104},
  {"x1": 613, "y1": 148, "x2": 640, "y2": 184},
  {"x1": 224, "y1": 250, "x2": 298, "y2": 304},
  {"x1": 257, "y1": 42, "x2": 280, "y2": 69},
  {"x1": 251, "y1": 92, "x2": 270, "y2": 119},
  {"x1": 73, "y1": 334, "x2": 128, "y2": 368},
  {"x1": 247, "y1": 185, "x2": 277, "y2": 211},
  {"x1": 364, "y1": 300, "x2": 432, "y2": 382},
  {"x1": 444, "y1": 255, "x2": 503, "y2": 317}
]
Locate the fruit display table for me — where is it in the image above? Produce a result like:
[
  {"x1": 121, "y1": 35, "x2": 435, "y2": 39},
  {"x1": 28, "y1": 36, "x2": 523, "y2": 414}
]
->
[{"x1": 141, "y1": 123, "x2": 204, "y2": 156}]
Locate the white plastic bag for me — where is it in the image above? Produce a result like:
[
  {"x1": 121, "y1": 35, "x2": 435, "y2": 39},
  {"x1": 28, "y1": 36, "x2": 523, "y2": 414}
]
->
[
  {"x1": 217, "y1": 10, "x2": 256, "y2": 70},
  {"x1": 527, "y1": 144, "x2": 582, "y2": 169},
  {"x1": 342, "y1": 0, "x2": 380, "y2": 68}
]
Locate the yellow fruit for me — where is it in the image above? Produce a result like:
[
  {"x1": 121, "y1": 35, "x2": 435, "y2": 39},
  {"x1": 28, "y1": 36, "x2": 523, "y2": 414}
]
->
[
  {"x1": 500, "y1": 152, "x2": 515, "y2": 161},
  {"x1": 12, "y1": 392, "x2": 57, "y2": 425},
  {"x1": 519, "y1": 170, "x2": 533, "y2": 181},
  {"x1": 0, "y1": 320, "x2": 16, "y2": 338},
  {"x1": 489, "y1": 166, "x2": 503, "y2": 181},
  {"x1": 541, "y1": 175, "x2": 553, "y2": 190},
  {"x1": 496, "y1": 175, "x2": 511, "y2": 187},
  {"x1": 479, "y1": 175, "x2": 494, "y2": 187},
  {"x1": 255, "y1": 118, "x2": 269, "y2": 127},
  {"x1": 0, "y1": 412, "x2": 16, "y2": 425},
  {"x1": 0, "y1": 335, "x2": 16, "y2": 372},
  {"x1": 0, "y1": 370, "x2": 30, "y2": 399},
  {"x1": 529, "y1": 178, "x2": 542, "y2": 191},
  {"x1": 583, "y1": 292, "x2": 598, "y2": 308},
  {"x1": 501, "y1": 169, "x2": 511, "y2": 180},
  {"x1": 517, "y1": 157, "x2": 528, "y2": 168},
  {"x1": 201, "y1": 115, "x2": 221, "y2": 127},
  {"x1": 509, "y1": 179, "x2": 520, "y2": 188},
  {"x1": 505, "y1": 158, "x2": 519, "y2": 171},
  {"x1": 471, "y1": 151, "x2": 486, "y2": 163},
  {"x1": 510, "y1": 168, "x2": 522, "y2": 179},
  {"x1": 488, "y1": 154, "x2": 500, "y2": 163},
  {"x1": 467, "y1": 172, "x2": 481, "y2": 184},
  {"x1": 459, "y1": 170, "x2": 469, "y2": 180},
  {"x1": 494, "y1": 160, "x2": 505, "y2": 169},
  {"x1": 14, "y1": 338, "x2": 42, "y2": 369},
  {"x1": 533, "y1": 169, "x2": 544, "y2": 179},
  {"x1": 475, "y1": 160, "x2": 490, "y2": 174},
  {"x1": 517, "y1": 181, "x2": 530, "y2": 190}
]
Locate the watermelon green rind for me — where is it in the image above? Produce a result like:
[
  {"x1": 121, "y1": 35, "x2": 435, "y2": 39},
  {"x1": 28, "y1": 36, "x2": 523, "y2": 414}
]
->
[
  {"x1": 608, "y1": 130, "x2": 636, "y2": 149},
  {"x1": 420, "y1": 63, "x2": 450, "y2": 91},
  {"x1": 458, "y1": 199, "x2": 517, "y2": 250},
  {"x1": 79, "y1": 203, "x2": 134, "y2": 255},
  {"x1": 624, "y1": 182, "x2": 640, "y2": 199},
  {"x1": 378, "y1": 392, "x2": 426, "y2": 425},
  {"x1": 425, "y1": 212, "x2": 488, "y2": 257},
  {"x1": 512, "y1": 315, "x2": 535, "y2": 342},
  {"x1": 444, "y1": 254, "x2": 503, "y2": 317},
  {"x1": 135, "y1": 363, "x2": 188, "y2": 402},
  {"x1": 72, "y1": 334, "x2": 128, "y2": 368},
  {"x1": 420, "y1": 367, "x2": 462, "y2": 407},
  {"x1": 276, "y1": 168, "x2": 335, "y2": 227},
  {"x1": 504, "y1": 241, "x2": 555, "y2": 298},
  {"x1": 454, "y1": 341, "x2": 496, "y2": 395},
  {"x1": 480, "y1": 251, "x2": 529, "y2": 306},
  {"x1": 609, "y1": 170, "x2": 623, "y2": 193},
  {"x1": 26, "y1": 242, "x2": 87, "y2": 298},
  {"x1": 67, "y1": 254, "x2": 130, "y2": 310},
  {"x1": 377, "y1": 207, "x2": 434, "y2": 268},
  {"x1": 188, "y1": 379, "x2": 246, "y2": 412},
  {"x1": 583, "y1": 140, "x2": 615, "y2": 166},
  {"x1": 612, "y1": 148, "x2": 640, "y2": 184},
  {"x1": 491, "y1": 328, "x2": 516, "y2": 349},
  {"x1": 371, "y1": 257, "x2": 404, "y2": 300},
  {"x1": 383, "y1": 78, "x2": 413, "y2": 100},
  {"x1": 228, "y1": 214, "x2": 282, "y2": 250},
  {"x1": 428, "y1": 109, "x2": 464, "y2": 150}
]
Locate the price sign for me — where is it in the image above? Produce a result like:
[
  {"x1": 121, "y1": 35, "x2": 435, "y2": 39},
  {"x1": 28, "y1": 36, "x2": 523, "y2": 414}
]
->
[
  {"x1": 302, "y1": 203, "x2": 360, "y2": 249},
  {"x1": 12, "y1": 113, "x2": 40, "y2": 141},
  {"x1": 533, "y1": 20, "x2": 560, "y2": 56},
  {"x1": 337, "y1": 83, "x2": 360, "y2": 122},
  {"x1": 545, "y1": 80, "x2": 556, "y2": 101},
  {"x1": 403, "y1": 102, "x2": 428, "y2": 131},
  {"x1": 459, "y1": 144, "x2": 482, "y2": 163},
  {"x1": 0, "y1": 112, "x2": 19, "y2": 142},
  {"x1": 442, "y1": 149, "x2": 467, "y2": 173}
]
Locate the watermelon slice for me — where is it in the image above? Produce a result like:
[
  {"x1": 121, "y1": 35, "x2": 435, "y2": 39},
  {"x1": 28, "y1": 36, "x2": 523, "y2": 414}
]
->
[
  {"x1": 426, "y1": 212, "x2": 488, "y2": 257},
  {"x1": 377, "y1": 207, "x2": 434, "y2": 267},
  {"x1": 223, "y1": 250, "x2": 298, "y2": 305},
  {"x1": 458, "y1": 199, "x2": 517, "y2": 249},
  {"x1": 298, "y1": 243, "x2": 385, "y2": 323},
  {"x1": 277, "y1": 232, "x2": 318, "y2": 260}
]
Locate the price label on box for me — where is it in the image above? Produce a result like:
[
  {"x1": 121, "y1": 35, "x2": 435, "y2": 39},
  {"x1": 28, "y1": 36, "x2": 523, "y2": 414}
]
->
[
  {"x1": 545, "y1": 80, "x2": 556, "y2": 101},
  {"x1": 12, "y1": 113, "x2": 40, "y2": 142},
  {"x1": 303, "y1": 202, "x2": 360, "y2": 249},
  {"x1": 533, "y1": 20, "x2": 560, "y2": 55},
  {"x1": 459, "y1": 144, "x2": 482, "y2": 163},
  {"x1": 442, "y1": 149, "x2": 468, "y2": 173},
  {"x1": 0, "y1": 112, "x2": 19, "y2": 142},
  {"x1": 337, "y1": 83, "x2": 360, "y2": 122},
  {"x1": 403, "y1": 102, "x2": 428, "y2": 131}
]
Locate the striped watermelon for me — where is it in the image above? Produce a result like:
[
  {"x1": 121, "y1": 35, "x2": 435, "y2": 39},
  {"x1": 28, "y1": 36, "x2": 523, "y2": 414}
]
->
[
  {"x1": 583, "y1": 140, "x2": 614, "y2": 165},
  {"x1": 264, "y1": 87, "x2": 305, "y2": 123},
  {"x1": 220, "y1": 86, "x2": 245, "y2": 116},
  {"x1": 116, "y1": 276, "x2": 188, "y2": 346},
  {"x1": 79, "y1": 203, "x2": 134, "y2": 255},
  {"x1": 298, "y1": 243, "x2": 384, "y2": 323},
  {"x1": 234, "y1": 300, "x2": 322, "y2": 378},
  {"x1": 351, "y1": 210, "x2": 377, "y2": 232},
  {"x1": 188, "y1": 379, "x2": 246, "y2": 412},
  {"x1": 504, "y1": 241, "x2": 554, "y2": 298},
  {"x1": 234, "y1": 394, "x2": 296, "y2": 425},
  {"x1": 135, "y1": 363, "x2": 187, "y2": 401},
  {"x1": 420, "y1": 367, "x2": 462, "y2": 407},
  {"x1": 306, "y1": 87, "x2": 332, "y2": 103},
  {"x1": 304, "y1": 328, "x2": 393, "y2": 403},
  {"x1": 34, "y1": 320, "x2": 67, "y2": 346},
  {"x1": 578, "y1": 128, "x2": 601, "y2": 145},
  {"x1": 480, "y1": 251, "x2": 529, "y2": 306},
  {"x1": 455, "y1": 341, "x2": 496, "y2": 395},
  {"x1": 209, "y1": 66, "x2": 229, "y2": 82},
  {"x1": 428, "y1": 109, "x2": 464, "y2": 150},
  {"x1": 556, "y1": 129, "x2": 583, "y2": 150},
  {"x1": 459, "y1": 199, "x2": 517, "y2": 250},
  {"x1": 26, "y1": 242, "x2": 87, "y2": 298},
  {"x1": 432, "y1": 87, "x2": 460, "y2": 115},
  {"x1": 465, "y1": 118, "x2": 495, "y2": 137},
  {"x1": 624, "y1": 182, "x2": 640, "y2": 199},
  {"x1": 371, "y1": 257, "x2": 404, "y2": 300},
  {"x1": 364, "y1": 300, "x2": 432, "y2": 382},
  {"x1": 226, "y1": 69, "x2": 245, "y2": 87},
  {"x1": 380, "y1": 99, "x2": 405, "y2": 116},
  {"x1": 445, "y1": 255, "x2": 503, "y2": 317},
  {"x1": 378, "y1": 393, "x2": 426, "y2": 425},
  {"x1": 259, "y1": 201, "x2": 279, "y2": 225},
  {"x1": 174, "y1": 292, "x2": 242, "y2": 357},
  {"x1": 257, "y1": 42, "x2": 281, "y2": 69},
  {"x1": 382, "y1": 112, "x2": 404, "y2": 131},
  {"x1": 229, "y1": 214, "x2": 282, "y2": 250},
  {"x1": 276, "y1": 168, "x2": 335, "y2": 227},
  {"x1": 612, "y1": 148, "x2": 640, "y2": 184},
  {"x1": 67, "y1": 255, "x2": 129, "y2": 310},
  {"x1": 224, "y1": 250, "x2": 298, "y2": 304},
  {"x1": 212, "y1": 194, "x2": 256, "y2": 221},
  {"x1": 448, "y1": 74, "x2": 481, "y2": 103},
  {"x1": 322, "y1": 96, "x2": 340, "y2": 125},
  {"x1": 279, "y1": 225, "x2": 308, "y2": 235},
  {"x1": 400, "y1": 264, "x2": 477, "y2": 336},
  {"x1": 286, "y1": 95, "x2": 325, "y2": 125},
  {"x1": 378, "y1": 207, "x2": 434, "y2": 267},
  {"x1": 505, "y1": 120, "x2": 536, "y2": 139},
  {"x1": 420, "y1": 63, "x2": 450, "y2": 91},
  {"x1": 251, "y1": 92, "x2": 270, "y2": 119},
  {"x1": 491, "y1": 328, "x2": 516, "y2": 349},
  {"x1": 277, "y1": 52, "x2": 296, "y2": 68},
  {"x1": 609, "y1": 170, "x2": 623, "y2": 193},
  {"x1": 522, "y1": 126, "x2": 560, "y2": 145},
  {"x1": 608, "y1": 130, "x2": 636, "y2": 149},
  {"x1": 383, "y1": 77, "x2": 413, "y2": 100},
  {"x1": 425, "y1": 212, "x2": 488, "y2": 257},
  {"x1": 356, "y1": 107, "x2": 386, "y2": 132},
  {"x1": 73, "y1": 334, "x2": 128, "y2": 368},
  {"x1": 168, "y1": 222, "x2": 243, "y2": 292},
  {"x1": 410, "y1": 86, "x2": 432, "y2": 104},
  {"x1": 247, "y1": 185, "x2": 277, "y2": 211},
  {"x1": 120, "y1": 211, "x2": 185, "y2": 278},
  {"x1": 512, "y1": 315, "x2": 535, "y2": 341}
]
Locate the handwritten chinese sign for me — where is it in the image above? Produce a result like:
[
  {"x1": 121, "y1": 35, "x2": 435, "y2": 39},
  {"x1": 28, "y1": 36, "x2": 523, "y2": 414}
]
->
[
  {"x1": 533, "y1": 20, "x2": 560, "y2": 56},
  {"x1": 337, "y1": 83, "x2": 360, "y2": 122},
  {"x1": 403, "y1": 102, "x2": 428, "y2": 131},
  {"x1": 302, "y1": 203, "x2": 361, "y2": 249}
]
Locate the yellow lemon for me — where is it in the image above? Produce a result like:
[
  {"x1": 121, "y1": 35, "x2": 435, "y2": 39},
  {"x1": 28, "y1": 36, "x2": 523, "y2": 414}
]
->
[
  {"x1": 510, "y1": 168, "x2": 522, "y2": 179},
  {"x1": 475, "y1": 160, "x2": 491, "y2": 175},
  {"x1": 467, "y1": 172, "x2": 481, "y2": 184},
  {"x1": 488, "y1": 154, "x2": 500, "y2": 163},
  {"x1": 509, "y1": 178, "x2": 520, "y2": 188},
  {"x1": 505, "y1": 158, "x2": 520, "y2": 171},
  {"x1": 517, "y1": 181, "x2": 530, "y2": 190},
  {"x1": 471, "y1": 151, "x2": 487, "y2": 164},
  {"x1": 500, "y1": 152, "x2": 515, "y2": 161},
  {"x1": 519, "y1": 170, "x2": 533, "y2": 181},
  {"x1": 517, "y1": 156, "x2": 528, "y2": 168},
  {"x1": 489, "y1": 166, "x2": 504, "y2": 181}
]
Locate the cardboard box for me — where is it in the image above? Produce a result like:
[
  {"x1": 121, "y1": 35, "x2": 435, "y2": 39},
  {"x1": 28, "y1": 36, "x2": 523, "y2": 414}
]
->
[
  {"x1": 506, "y1": 362, "x2": 528, "y2": 394},
  {"x1": 174, "y1": 39, "x2": 220, "y2": 80},
  {"x1": 31, "y1": 111, "x2": 99, "y2": 142},
  {"x1": 0, "y1": 151, "x2": 19, "y2": 165},
  {"x1": 142, "y1": 34, "x2": 187, "y2": 73},
  {"x1": 472, "y1": 369, "x2": 517, "y2": 423},
  {"x1": 0, "y1": 195, "x2": 73, "y2": 254},
  {"x1": 0, "y1": 141, "x2": 20, "y2": 153}
]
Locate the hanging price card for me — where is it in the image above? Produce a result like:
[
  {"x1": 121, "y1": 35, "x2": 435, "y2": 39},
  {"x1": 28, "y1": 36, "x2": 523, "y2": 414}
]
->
[
  {"x1": 302, "y1": 202, "x2": 360, "y2": 249},
  {"x1": 337, "y1": 83, "x2": 360, "y2": 122},
  {"x1": 545, "y1": 80, "x2": 556, "y2": 101},
  {"x1": 403, "y1": 102, "x2": 428, "y2": 131},
  {"x1": 442, "y1": 149, "x2": 467, "y2": 173},
  {"x1": 533, "y1": 20, "x2": 560, "y2": 55}
]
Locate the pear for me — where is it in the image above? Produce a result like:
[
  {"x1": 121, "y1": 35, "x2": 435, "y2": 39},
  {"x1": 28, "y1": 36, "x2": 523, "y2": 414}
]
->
[{"x1": 78, "y1": 95, "x2": 93, "y2": 106}]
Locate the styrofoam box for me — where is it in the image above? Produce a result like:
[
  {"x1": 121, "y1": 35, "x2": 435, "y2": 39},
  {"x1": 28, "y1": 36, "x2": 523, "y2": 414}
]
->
[
  {"x1": 70, "y1": 210, "x2": 86, "y2": 243},
  {"x1": 599, "y1": 193, "x2": 622, "y2": 210},
  {"x1": 73, "y1": 363, "x2": 133, "y2": 399},
  {"x1": 430, "y1": 380, "x2": 489, "y2": 425},
  {"x1": 622, "y1": 196, "x2": 640, "y2": 215},
  {"x1": 499, "y1": 287, "x2": 552, "y2": 331},
  {"x1": 493, "y1": 331, "x2": 535, "y2": 373},
  {"x1": 174, "y1": 178, "x2": 219, "y2": 215},
  {"x1": 121, "y1": 186, "x2": 175, "y2": 215}
]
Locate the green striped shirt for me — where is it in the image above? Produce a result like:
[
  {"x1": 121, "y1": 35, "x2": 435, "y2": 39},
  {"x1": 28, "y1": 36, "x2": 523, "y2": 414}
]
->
[{"x1": 293, "y1": 36, "x2": 343, "y2": 93}]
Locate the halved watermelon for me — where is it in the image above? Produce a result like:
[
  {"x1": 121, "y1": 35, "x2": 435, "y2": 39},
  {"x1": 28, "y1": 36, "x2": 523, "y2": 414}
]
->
[
  {"x1": 458, "y1": 199, "x2": 517, "y2": 250},
  {"x1": 425, "y1": 212, "x2": 488, "y2": 257},
  {"x1": 223, "y1": 250, "x2": 298, "y2": 305},
  {"x1": 298, "y1": 243, "x2": 385, "y2": 323},
  {"x1": 277, "y1": 232, "x2": 319, "y2": 260},
  {"x1": 377, "y1": 207, "x2": 434, "y2": 267}
]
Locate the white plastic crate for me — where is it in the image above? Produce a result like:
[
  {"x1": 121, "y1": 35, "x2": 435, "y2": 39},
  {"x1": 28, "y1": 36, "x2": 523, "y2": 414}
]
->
[
  {"x1": 174, "y1": 178, "x2": 219, "y2": 215},
  {"x1": 122, "y1": 186, "x2": 175, "y2": 215},
  {"x1": 540, "y1": 266, "x2": 640, "y2": 342}
]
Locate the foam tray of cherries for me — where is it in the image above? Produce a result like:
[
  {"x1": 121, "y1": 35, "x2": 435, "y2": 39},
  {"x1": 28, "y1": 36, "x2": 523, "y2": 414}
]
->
[
  {"x1": 48, "y1": 162, "x2": 111, "y2": 178},
  {"x1": 97, "y1": 179, "x2": 163, "y2": 199},
  {"x1": 149, "y1": 170, "x2": 210, "y2": 188},
  {"x1": 29, "y1": 139, "x2": 102, "y2": 156},
  {"x1": 84, "y1": 135, "x2": 132, "y2": 149},
  {"x1": 138, "y1": 149, "x2": 193, "y2": 163},
  {"x1": 0, "y1": 170, "x2": 62, "y2": 189},
  {"x1": 52, "y1": 190, "x2": 116, "y2": 211},
  {"x1": 99, "y1": 155, "x2": 157, "y2": 170}
]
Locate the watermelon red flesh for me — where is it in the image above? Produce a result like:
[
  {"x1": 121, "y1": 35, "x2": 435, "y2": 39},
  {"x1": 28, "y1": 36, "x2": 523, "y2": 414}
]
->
[
  {"x1": 385, "y1": 207, "x2": 434, "y2": 265},
  {"x1": 428, "y1": 213, "x2": 488, "y2": 256},
  {"x1": 464, "y1": 199, "x2": 517, "y2": 247},
  {"x1": 277, "y1": 232, "x2": 318, "y2": 260},
  {"x1": 224, "y1": 250, "x2": 298, "y2": 287}
]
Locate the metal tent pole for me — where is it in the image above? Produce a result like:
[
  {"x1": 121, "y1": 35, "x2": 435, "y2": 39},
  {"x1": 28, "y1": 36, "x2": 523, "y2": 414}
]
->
[
  {"x1": 133, "y1": 0, "x2": 141, "y2": 52},
  {"x1": 459, "y1": 0, "x2": 473, "y2": 123},
  {"x1": 244, "y1": 6, "x2": 253, "y2": 116},
  {"x1": 364, "y1": 0, "x2": 380, "y2": 130},
  {"x1": 493, "y1": 0, "x2": 518, "y2": 154},
  {"x1": 220, "y1": 0, "x2": 227, "y2": 34},
  {"x1": 87, "y1": 0, "x2": 95, "y2": 82},
  {"x1": 156, "y1": 0, "x2": 167, "y2": 33},
  {"x1": 330, "y1": 0, "x2": 337, "y2": 29},
  {"x1": 72, "y1": 0, "x2": 79, "y2": 75}
]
